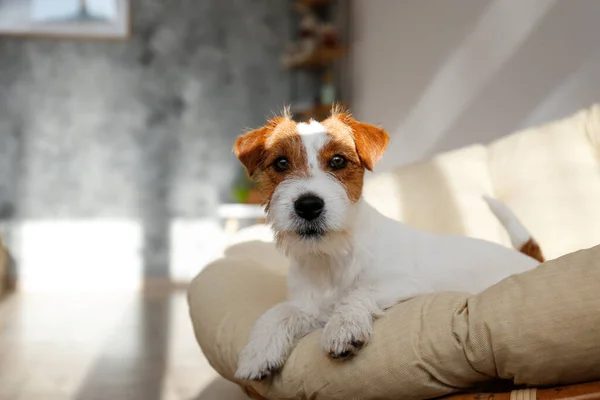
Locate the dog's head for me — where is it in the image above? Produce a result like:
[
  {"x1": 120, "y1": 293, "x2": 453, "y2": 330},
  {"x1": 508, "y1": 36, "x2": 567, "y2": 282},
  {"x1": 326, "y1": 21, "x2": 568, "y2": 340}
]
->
[{"x1": 233, "y1": 106, "x2": 389, "y2": 256}]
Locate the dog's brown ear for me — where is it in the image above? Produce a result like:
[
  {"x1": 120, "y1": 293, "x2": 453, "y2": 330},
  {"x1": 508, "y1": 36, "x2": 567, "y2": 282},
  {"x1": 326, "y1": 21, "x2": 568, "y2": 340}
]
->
[
  {"x1": 330, "y1": 107, "x2": 389, "y2": 170},
  {"x1": 234, "y1": 127, "x2": 267, "y2": 178},
  {"x1": 350, "y1": 121, "x2": 389, "y2": 170},
  {"x1": 234, "y1": 116, "x2": 286, "y2": 177}
]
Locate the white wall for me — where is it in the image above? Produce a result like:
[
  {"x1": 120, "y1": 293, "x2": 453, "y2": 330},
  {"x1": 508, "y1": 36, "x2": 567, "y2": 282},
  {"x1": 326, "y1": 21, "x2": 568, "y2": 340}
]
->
[{"x1": 350, "y1": 0, "x2": 600, "y2": 171}]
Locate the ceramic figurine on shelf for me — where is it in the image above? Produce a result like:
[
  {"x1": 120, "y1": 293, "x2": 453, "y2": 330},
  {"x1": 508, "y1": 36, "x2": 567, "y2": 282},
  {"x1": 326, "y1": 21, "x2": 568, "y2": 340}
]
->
[
  {"x1": 282, "y1": 10, "x2": 320, "y2": 67},
  {"x1": 281, "y1": 4, "x2": 341, "y2": 68},
  {"x1": 319, "y1": 23, "x2": 340, "y2": 48}
]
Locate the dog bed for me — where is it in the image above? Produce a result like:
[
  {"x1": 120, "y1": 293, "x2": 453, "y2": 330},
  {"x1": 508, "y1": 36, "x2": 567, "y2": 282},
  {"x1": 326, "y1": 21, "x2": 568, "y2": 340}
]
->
[{"x1": 187, "y1": 240, "x2": 600, "y2": 400}]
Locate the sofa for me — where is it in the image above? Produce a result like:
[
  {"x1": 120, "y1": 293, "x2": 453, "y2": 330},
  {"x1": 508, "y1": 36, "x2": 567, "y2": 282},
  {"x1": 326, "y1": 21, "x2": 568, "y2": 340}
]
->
[{"x1": 188, "y1": 104, "x2": 600, "y2": 399}]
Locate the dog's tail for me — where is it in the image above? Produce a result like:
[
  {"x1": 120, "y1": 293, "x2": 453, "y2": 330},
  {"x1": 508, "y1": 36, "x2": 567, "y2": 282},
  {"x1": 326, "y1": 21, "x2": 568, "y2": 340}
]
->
[{"x1": 483, "y1": 195, "x2": 545, "y2": 262}]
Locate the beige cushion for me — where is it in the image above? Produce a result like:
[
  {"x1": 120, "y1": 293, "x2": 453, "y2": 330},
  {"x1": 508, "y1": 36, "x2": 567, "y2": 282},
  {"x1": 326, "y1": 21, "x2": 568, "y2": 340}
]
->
[
  {"x1": 486, "y1": 104, "x2": 600, "y2": 259},
  {"x1": 188, "y1": 243, "x2": 600, "y2": 400},
  {"x1": 364, "y1": 104, "x2": 600, "y2": 260}
]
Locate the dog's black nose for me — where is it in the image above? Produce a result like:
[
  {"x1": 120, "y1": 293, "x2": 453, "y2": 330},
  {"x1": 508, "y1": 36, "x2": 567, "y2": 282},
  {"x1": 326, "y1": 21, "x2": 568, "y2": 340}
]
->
[{"x1": 294, "y1": 195, "x2": 324, "y2": 221}]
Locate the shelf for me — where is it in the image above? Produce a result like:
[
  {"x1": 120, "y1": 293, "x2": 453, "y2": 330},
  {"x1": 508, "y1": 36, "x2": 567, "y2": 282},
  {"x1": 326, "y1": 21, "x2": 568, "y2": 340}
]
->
[
  {"x1": 285, "y1": 47, "x2": 346, "y2": 70},
  {"x1": 296, "y1": 0, "x2": 334, "y2": 8}
]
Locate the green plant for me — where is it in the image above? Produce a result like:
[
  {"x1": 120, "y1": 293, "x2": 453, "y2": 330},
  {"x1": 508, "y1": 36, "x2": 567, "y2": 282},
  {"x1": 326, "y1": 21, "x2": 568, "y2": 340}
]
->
[{"x1": 231, "y1": 168, "x2": 254, "y2": 203}]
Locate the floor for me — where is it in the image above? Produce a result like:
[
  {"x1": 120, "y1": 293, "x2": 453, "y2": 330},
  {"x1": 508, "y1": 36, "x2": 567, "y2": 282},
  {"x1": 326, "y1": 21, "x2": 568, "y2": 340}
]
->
[{"x1": 0, "y1": 289, "x2": 248, "y2": 400}]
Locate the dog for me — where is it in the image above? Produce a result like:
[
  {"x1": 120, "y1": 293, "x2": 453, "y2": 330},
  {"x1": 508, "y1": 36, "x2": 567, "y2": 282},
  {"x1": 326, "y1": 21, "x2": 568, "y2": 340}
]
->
[{"x1": 233, "y1": 106, "x2": 544, "y2": 381}]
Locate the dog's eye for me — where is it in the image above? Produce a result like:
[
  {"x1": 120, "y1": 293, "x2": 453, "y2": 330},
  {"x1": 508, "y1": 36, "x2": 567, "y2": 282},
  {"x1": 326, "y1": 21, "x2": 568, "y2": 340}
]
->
[
  {"x1": 329, "y1": 155, "x2": 347, "y2": 170},
  {"x1": 273, "y1": 157, "x2": 290, "y2": 172}
]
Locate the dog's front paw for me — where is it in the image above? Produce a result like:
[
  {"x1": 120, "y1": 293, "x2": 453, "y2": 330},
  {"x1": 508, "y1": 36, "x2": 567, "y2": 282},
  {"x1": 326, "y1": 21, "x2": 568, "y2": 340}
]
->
[
  {"x1": 321, "y1": 314, "x2": 373, "y2": 359},
  {"x1": 235, "y1": 337, "x2": 287, "y2": 381}
]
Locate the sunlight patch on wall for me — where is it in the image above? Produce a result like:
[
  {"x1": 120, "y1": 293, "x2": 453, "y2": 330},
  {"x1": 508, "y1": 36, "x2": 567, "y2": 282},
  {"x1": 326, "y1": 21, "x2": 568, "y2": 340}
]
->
[{"x1": 380, "y1": 0, "x2": 557, "y2": 170}]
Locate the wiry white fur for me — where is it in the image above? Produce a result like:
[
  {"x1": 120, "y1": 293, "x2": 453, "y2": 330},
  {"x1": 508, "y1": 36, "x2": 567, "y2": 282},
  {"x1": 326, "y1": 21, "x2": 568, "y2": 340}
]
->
[
  {"x1": 297, "y1": 120, "x2": 330, "y2": 174},
  {"x1": 483, "y1": 195, "x2": 532, "y2": 248},
  {"x1": 268, "y1": 174, "x2": 352, "y2": 257},
  {"x1": 234, "y1": 302, "x2": 321, "y2": 380},
  {"x1": 268, "y1": 121, "x2": 353, "y2": 258},
  {"x1": 235, "y1": 123, "x2": 540, "y2": 381}
]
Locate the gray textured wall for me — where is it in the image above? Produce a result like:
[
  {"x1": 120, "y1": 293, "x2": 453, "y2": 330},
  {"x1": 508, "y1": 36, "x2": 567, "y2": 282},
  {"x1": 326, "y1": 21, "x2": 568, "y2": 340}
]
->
[{"x1": 0, "y1": 0, "x2": 290, "y2": 276}]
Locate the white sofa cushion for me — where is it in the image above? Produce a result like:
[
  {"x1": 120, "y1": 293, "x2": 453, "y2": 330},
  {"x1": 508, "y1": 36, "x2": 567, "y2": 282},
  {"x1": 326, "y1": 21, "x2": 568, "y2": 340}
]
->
[{"x1": 364, "y1": 104, "x2": 600, "y2": 259}]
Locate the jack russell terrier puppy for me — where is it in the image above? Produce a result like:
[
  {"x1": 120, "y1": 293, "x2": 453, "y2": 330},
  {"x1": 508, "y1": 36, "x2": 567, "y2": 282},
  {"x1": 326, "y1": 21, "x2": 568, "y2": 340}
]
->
[{"x1": 233, "y1": 106, "x2": 544, "y2": 381}]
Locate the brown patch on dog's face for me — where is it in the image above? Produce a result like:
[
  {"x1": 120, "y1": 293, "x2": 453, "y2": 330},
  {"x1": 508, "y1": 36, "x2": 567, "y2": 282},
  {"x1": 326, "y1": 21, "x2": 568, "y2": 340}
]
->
[
  {"x1": 234, "y1": 117, "x2": 308, "y2": 209},
  {"x1": 321, "y1": 117, "x2": 365, "y2": 203},
  {"x1": 258, "y1": 120, "x2": 308, "y2": 209},
  {"x1": 321, "y1": 111, "x2": 389, "y2": 202}
]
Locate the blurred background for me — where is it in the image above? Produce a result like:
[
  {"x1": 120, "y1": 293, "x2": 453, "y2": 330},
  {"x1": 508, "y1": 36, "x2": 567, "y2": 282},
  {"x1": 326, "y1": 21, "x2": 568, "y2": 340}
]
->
[{"x1": 0, "y1": 0, "x2": 598, "y2": 399}]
